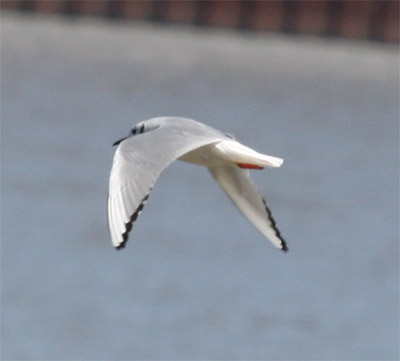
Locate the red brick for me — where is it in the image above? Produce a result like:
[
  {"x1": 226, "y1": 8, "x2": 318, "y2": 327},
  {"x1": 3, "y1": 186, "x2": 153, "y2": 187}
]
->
[
  {"x1": 77, "y1": 0, "x2": 107, "y2": 16},
  {"x1": 251, "y1": 1, "x2": 285, "y2": 32},
  {"x1": 164, "y1": 0, "x2": 198, "y2": 24},
  {"x1": 120, "y1": 0, "x2": 152, "y2": 20},
  {"x1": 383, "y1": 1, "x2": 399, "y2": 43},
  {"x1": 205, "y1": 1, "x2": 241, "y2": 28},
  {"x1": 33, "y1": 0, "x2": 65, "y2": 13},
  {"x1": 0, "y1": 0, "x2": 21, "y2": 10},
  {"x1": 338, "y1": 0, "x2": 374, "y2": 39},
  {"x1": 294, "y1": 1, "x2": 329, "y2": 35}
]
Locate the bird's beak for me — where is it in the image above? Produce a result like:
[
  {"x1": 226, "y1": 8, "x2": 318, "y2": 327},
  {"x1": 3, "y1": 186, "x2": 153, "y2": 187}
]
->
[{"x1": 112, "y1": 137, "x2": 127, "y2": 146}]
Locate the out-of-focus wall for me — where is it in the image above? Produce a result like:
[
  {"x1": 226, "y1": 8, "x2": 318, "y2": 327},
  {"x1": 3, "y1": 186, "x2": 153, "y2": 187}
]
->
[{"x1": 1, "y1": 0, "x2": 398, "y2": 43}]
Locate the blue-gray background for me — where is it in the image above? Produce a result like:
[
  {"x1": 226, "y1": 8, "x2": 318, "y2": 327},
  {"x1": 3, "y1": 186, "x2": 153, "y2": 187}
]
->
[{"x1": 2, "y1": 13, "x2": 398, "y2": 360}]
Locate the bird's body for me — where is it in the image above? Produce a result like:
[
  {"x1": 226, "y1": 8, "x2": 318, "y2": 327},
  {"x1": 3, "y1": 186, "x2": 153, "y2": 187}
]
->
[
  {"x1": 108, "y1": 117, "x2": 288, "y2": 252},
  {"x1": 179, "y1": 140, "x2": 283, "y2": 168}
]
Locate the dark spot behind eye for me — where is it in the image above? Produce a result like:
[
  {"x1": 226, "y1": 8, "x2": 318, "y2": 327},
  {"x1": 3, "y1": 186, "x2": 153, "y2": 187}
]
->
[{"x1": 131, "y1": 123, "x2": 145, "y2": 135}]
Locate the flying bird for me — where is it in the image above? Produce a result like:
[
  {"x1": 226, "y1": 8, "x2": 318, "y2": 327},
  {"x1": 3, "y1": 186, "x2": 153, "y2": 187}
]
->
[{"x1": 108, "y1": 117, "x2": 288, "y2": 252}]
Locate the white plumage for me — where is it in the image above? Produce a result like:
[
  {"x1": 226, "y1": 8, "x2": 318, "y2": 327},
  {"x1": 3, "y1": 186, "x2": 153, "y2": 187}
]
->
[{"x1": 108, "y1": 117, "x2": 288, "y2": 252}]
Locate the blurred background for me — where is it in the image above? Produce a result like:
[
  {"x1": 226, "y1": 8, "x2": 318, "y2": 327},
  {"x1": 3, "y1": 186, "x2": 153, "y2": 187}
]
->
[
  {"x1": 1, "y1": 1, "x2": 399, "y2": 360},
  {"x1": 1, "y1": 0, "x2": 399, "y2": 42}
]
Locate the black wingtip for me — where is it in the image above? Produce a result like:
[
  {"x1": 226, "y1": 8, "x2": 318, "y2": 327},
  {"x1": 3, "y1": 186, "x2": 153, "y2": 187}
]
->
[
  {"x1": 115, "y1": 221, "x2": 133, "y2": 250},
  {"x1": 113, "y1": 193, "x2": 151, "y2": 251},
  {"x1": 261, "y1": 198, "x2": 289, "y2": 253}
]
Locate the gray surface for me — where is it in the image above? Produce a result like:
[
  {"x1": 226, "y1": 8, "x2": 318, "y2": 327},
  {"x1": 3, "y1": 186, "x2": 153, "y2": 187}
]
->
[{"x1": 1, "y1": 13, "x2": 398, "y2": 360}]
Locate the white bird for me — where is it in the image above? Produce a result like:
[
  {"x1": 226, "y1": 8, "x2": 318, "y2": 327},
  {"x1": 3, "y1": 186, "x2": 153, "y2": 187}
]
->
[{"x1": 108, "y1": 117, "x2": 288, "y2": 252}]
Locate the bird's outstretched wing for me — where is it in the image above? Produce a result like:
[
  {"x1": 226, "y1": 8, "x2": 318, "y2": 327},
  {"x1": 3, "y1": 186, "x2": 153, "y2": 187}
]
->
[
  {"x1": 108, "y1": 118, "x2": 227, "y2": 249},
  {"x1": 208, "y1": 166, "x2": 288, "y2": 251}
]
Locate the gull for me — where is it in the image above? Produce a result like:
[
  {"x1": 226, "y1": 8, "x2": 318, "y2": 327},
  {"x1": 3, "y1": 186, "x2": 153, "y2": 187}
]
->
[{"x1": 108, "y1": 117, "x2": 288, "y2": 252}]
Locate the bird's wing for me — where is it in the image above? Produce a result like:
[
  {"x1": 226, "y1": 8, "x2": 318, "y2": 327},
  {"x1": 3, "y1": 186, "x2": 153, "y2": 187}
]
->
[
  {"x1": 208, "y1": 166, "x2": 288, "y2": 251},
  {"x1": 108, "y1": 119, "x2": 227, "y2": 249}
]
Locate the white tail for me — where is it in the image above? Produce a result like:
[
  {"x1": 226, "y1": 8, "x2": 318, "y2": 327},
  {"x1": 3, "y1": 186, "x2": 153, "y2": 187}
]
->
[{"x1": 215, "y1": 141, "x2": 284, "y2": 168}]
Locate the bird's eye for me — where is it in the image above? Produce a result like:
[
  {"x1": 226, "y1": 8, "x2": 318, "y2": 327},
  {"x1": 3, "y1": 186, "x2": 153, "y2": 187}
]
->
[{"x1": 131, "y1": 128, "x2": 137, "y2": 135}]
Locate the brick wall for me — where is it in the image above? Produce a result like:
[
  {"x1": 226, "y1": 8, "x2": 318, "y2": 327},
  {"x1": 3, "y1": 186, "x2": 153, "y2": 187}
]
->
[{"x1": 1, "y1": 0, "x2": 398, "y2": 43}]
